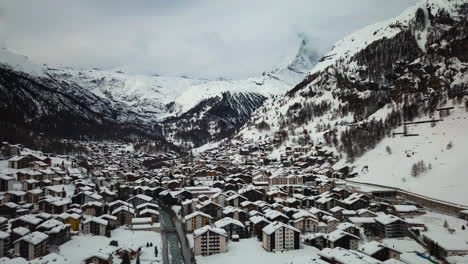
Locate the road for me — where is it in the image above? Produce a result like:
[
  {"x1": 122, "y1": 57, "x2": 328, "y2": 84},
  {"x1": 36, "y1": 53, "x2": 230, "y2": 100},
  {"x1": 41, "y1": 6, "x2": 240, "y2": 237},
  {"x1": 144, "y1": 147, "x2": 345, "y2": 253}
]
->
[
  {"x1": 159, "y1": 204, "x2": 196, "y2": 264},
  {"x1": 160, "y1": 208, "x2": 183, "y2": 264}
]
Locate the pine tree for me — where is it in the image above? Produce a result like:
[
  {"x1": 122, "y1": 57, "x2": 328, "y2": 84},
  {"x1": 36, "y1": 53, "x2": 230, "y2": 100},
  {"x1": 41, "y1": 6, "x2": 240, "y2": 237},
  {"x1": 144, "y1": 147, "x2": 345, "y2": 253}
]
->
[
  {"x1": 121, "y1": 253, "x2": 130, "y2": 264},
  {"x1": 443, "y1": 220, "x2": 449, "y2": 229}
]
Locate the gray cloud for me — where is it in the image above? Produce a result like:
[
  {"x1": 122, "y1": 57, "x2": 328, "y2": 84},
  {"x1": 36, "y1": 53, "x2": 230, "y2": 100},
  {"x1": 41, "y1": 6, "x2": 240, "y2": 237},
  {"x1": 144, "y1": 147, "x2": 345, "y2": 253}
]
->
[{"x1": 0, "y1": 0, "x2": 417, "y2": 79}]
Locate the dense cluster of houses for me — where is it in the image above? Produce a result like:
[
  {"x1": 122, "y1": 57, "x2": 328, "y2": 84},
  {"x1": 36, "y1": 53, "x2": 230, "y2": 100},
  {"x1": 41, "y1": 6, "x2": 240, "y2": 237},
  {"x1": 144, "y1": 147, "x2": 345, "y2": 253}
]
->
[{"x1": 0, "y1": 139, "x2": 467, "y2": 263}]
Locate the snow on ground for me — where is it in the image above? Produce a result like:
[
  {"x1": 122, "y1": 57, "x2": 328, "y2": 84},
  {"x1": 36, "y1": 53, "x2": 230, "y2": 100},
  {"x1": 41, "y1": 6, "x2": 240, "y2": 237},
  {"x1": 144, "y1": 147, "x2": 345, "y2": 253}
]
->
[
  {"x1": 409, "y1": 211, "x2": 468, "y2": 241},
  {"x1": 381, "y1": 238, "x2": 426, "y2": 253},
  {"x1": 0, "y1": 48, "x2": 45, "y2": 77},
  {"x1": 196, "y1": 238, "x2": 321, "y2": 264},
  {"x1": 351, "y1": 108, "x2": 468, "y2": 205},
  {"x1": 58, "y1": 228, "x2": 161, "y2": 264}
]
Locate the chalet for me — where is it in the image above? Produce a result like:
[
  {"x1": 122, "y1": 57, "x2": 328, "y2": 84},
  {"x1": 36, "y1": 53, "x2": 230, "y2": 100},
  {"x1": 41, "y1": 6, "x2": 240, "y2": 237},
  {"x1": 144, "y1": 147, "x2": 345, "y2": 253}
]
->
[
  {"x1": 11, "y1": 215, "x2": 43, "y2": 231},
  {"x1": 226, "y1": 194, "x2": 247, "y2": 208},
  {"x1": 36, "y1": 219, "x2": 70, "y2": 245},
  {"x1": 127, "y1": 194, "x2": 153, "y2": 207},
  {"x1": 108, "y1": 200, "x2": 133, "y2": 214},
  {"x1": 81, "y1": 202, "x2": 104, "y2": 216},
  {"x1": 222, "y1": 206, "x2": 248, "y2": 224},
  {"x1": 375, "y1": 214, "x2": 407, "y2": 238},
  {"x1": 57, "y1": 212, "x2": 81, "y2": 231},
  {"x1": 359, "y1": 241, "x2": 401, "y2": 261},
  {"x1": 111, "y1": 206, "x2": 135, "y2": 226},
  {"x1": 13, "y1": 231, "x2": 49, "y2": 260},
  {"x1": 262, "y1": 221, "x2": 300, "y2": 252},
  {"x1": 423, "y1": 232, "x2": 468, "y2": 258},
  {"x1": 348, "y1": 217, "x2": 376, "y2": 236},
  {"x1": 392, "y1": 205, "x2": 424, "y2": 216},
  {"x1": 137, "y1": 208, "x2": 160, "y2": 223},
  {"x1": 72, "y1": 191, "x2": 103, "y2": 204},
  {"x1": 0, "y1": 202, "x2": 19, "y2": 218},
  {"x1": 8, "y1": 155, "x2": 33, "y2": 169},
  {"x1": 193, "y1": 225, "x2": 228, "y2": 256},
  {"x1": 214, "y1": 217, "x2": 246, "y2": 239},
  {"x1": 199, "y1": 201, "x2": 223, "y2": 220},
  {"x1": 184, "y1": 211, "x2": 212, "y2": 232},
  {"x1": 0, "y1": 217, "x2": 7, "y2": 231},
  {"x1": 4, "y1": 191, "x2": 26, "y2": 204},
  {"x1": 82, "y1": 217, "x2": 108, "y2": 236},
  {"x1": 0, "y1": 174, "x2": 14, "y2": 192},
  {"x1": 44, "y1": 185, "x2": 67, "y2": 198},
  {"x1": 292, "y1": 211, "x2": 318, "y2": 232},
  {"x1": 325, "y1": 229, "x2": 360, "y2": 250},
  {"x1": 239, "y1": 188, "x2": 264, "y2": 202},
  {"x1": 249, "y1": 215, "x2": 271, "y2": 240},
  {"x1": 100, "y1": 189, "x2": 117, "y2": 202},
  {"x1": 0, "y1": 231, "x2": 10, "y2": 257},
  {"x1": 84, "y1": 253, "x2": 113, "y2": 264},
  {"x1": 240, "y1": 201, "x2": 257, "y2": 212},
  {"x1": 11, "y1": 227, "x2": 30, "y2": 246},
  {"x1": 264, "y1": 209, "x2": 289, "y2": 223},
  {"x1": 38, "y1": 196, "x2": 71, "y2": 214},
  {"x1": 305, "y1": 233, "x2": 328, "y2": 250},
  {"x1": 130, "y1": 217, "x2": 159, "y2": 232}
]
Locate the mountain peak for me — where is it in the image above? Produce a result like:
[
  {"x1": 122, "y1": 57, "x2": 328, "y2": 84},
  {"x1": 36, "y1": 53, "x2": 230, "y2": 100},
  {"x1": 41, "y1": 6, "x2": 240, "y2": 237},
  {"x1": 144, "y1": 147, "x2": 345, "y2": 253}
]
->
[{"x1": 269, "y1": 33, "x2": 320, "y2": 85}]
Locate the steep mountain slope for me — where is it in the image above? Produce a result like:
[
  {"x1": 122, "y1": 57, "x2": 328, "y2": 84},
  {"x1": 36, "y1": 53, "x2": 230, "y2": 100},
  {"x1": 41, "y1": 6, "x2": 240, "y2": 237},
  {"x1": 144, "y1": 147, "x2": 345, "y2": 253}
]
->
[
  {"x1": 164, "y1": 92, "x2": 266, "y2": 147},
  {"x1": 236, "y1": 0, "x2": 468, "y2": 201},
  {"x1": 0, "y1": 49, "x2": 180, "y2": 152},
  {"x1": 0, "y1": 34, "x2": 319, "y2": 148}
]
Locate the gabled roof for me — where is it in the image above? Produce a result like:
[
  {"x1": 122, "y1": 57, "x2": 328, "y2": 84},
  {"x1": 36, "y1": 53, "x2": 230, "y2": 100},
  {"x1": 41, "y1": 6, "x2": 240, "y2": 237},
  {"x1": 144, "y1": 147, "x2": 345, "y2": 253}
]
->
[
  {"x1": 262, "y1": 221, "x2": 300, "y2": 235},
  {"x1": 14, "y1": 231, "x2": 48, "y2": 245},
  {"x1": 184, "y1": 211, "x2": 212, "y2": 221},
  {"x1": 375, "y1": 214, "x2": 405, "y2": 225},
  {"x1": 194, "y1": 225, "x2": 227, "y2": 238},
  {"x1": 214, "y1": 217, "x2": 245, "y2": 229}
]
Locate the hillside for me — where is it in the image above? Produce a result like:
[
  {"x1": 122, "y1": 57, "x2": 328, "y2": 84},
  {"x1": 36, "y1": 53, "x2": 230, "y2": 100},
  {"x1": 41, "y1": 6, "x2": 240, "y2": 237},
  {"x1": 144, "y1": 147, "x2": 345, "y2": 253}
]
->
[
  {"x1": 344, "y1": 107, "x2": 468, "y2": 205},
  {"x1": 235, "y1": 0, "x2": 468, "y2": 202}
]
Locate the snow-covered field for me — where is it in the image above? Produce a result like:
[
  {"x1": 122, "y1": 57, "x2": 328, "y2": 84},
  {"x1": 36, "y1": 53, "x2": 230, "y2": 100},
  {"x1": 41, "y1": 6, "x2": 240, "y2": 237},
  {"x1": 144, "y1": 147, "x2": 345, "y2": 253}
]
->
[
  {"x1": 196, "y1": 238, "x2": 321, "y2": 264},
  {"x1": 351, "y1": 108, "x2": 468, "y2": 205},
  {"x1": 58, "y1": 228, "x2": 162, "y2": 264}
]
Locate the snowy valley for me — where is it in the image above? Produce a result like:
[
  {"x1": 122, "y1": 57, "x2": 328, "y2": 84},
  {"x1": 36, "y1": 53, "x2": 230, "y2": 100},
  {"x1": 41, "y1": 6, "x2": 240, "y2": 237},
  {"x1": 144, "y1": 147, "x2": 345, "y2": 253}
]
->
[{"x1": 0, "y1": 0, "x2": 468, "y2": 264}]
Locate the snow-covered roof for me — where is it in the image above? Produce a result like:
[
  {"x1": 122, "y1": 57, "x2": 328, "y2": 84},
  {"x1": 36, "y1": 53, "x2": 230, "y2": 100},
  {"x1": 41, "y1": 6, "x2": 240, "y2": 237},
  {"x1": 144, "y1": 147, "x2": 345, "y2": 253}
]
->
[
  {"x1": 14, "y1": 231, "x2": 48, "y2": 245},
  {"x1": 262, "y1": 221, "x2": 300, "y2": 235},
  {"x1": 375, "y1": 214, "x2": 405, "y2": 225},
  {"x1": 393, "y1": 205, "x2": 418, "y2": 212},
  {"x1": 131, "y1": 217, "x2": 152, "y2": 224},
  {"x1": 326, "y1": 229, "x2": 360, "y2": 242},
  {"x1": 319, "y1": 247, "x2": 379, "y2": 264},
  {"x1": 12, "y1": 227, "x2": 30, "y2": 236},
  {"x1": 83, "y1": 216, "x2": 108, "y2": 226},
  {"x1": 0, "y1": 231, "x2": 9, "y2": 240},
  {"x1": 360, "y1": 241, "x2": 401, "y2": 256},
  {"x1": 214, "y1": 217, "x2": 245, "y2": 229},
  {"x1": 194, "y1": 225, "x2": 227, "y2": 238},
  {"x1": 184, "y1": 211, "x2": 212, "y2": 221},
  {"x1": 249, "y1": 215, "x2": 270, "y2": 225},
  {"x1": 423, "y1": 232, "x2": 468, "y2": 251}
]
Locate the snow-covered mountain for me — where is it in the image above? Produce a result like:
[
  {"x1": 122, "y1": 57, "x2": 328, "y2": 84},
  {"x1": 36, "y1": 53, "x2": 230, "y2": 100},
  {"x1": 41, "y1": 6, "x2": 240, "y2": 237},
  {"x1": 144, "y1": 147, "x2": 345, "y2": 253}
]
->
[
  {"x1": 0, "y1": 34, "x2": 318, "y2": 148},
  {"x1": 235, "y1": 0, "x2": 468, "y2": 201}
]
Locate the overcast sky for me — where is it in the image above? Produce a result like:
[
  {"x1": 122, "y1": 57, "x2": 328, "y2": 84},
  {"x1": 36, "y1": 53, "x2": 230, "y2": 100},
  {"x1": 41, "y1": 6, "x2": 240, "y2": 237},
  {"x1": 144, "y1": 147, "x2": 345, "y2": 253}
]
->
[{"x1": 0, "y1": 0, "x2": 417, "y2": 79}]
